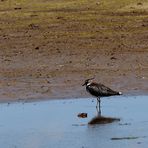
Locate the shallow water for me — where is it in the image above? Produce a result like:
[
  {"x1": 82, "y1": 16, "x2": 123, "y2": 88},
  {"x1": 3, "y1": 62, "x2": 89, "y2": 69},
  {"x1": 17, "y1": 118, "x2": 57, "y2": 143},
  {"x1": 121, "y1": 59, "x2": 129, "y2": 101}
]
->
[{"x1": 0, "y1": 95, "x2": 148, "y2": 148}]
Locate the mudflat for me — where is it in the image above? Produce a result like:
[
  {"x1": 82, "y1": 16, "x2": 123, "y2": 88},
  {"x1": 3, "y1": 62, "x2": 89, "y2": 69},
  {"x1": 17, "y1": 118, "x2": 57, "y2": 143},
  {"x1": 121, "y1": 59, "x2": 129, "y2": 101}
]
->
[{"x1": 0, "y1": 0, "x2": 148, "y2": 102}]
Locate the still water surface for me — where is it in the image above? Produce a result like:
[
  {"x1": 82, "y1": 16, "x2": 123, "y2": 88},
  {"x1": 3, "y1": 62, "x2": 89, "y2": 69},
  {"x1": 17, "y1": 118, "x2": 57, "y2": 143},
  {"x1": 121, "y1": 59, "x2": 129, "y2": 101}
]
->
[{"x1": 0, "y1": 95, "x2": 148, "y2": 148}]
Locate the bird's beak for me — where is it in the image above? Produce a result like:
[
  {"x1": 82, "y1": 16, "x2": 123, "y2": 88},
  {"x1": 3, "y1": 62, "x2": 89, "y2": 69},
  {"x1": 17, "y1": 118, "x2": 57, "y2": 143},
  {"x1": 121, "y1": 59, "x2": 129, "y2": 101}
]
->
[{"x1": 82, "y1": 82, "x2": 86, "y2": 86}]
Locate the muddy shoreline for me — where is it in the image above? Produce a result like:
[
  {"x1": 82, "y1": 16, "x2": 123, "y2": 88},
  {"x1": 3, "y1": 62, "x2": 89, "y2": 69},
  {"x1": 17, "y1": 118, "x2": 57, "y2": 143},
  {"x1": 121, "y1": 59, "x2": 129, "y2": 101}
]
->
[{"x1": 0, "y1": 0, "x2": 148, "y2": 103}]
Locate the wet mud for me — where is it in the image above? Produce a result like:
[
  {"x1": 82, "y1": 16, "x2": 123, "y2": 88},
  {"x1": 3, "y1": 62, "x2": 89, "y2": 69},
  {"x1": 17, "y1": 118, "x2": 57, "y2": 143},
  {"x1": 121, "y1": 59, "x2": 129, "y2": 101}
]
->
[{"x1": 0, "y1": 0, "x2": 148, "y2": 102}]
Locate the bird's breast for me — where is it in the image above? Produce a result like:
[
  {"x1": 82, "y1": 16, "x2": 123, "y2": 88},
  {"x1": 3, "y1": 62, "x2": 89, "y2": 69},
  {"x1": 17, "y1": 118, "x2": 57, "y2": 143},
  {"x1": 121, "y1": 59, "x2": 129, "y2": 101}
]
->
[{"x1": 86, "y1": 85, "x2": 99, "y2": 97}]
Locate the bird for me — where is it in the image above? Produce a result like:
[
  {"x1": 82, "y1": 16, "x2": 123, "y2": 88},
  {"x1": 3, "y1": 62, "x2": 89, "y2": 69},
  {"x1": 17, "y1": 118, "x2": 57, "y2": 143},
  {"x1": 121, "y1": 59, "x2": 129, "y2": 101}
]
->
[{"x1": 82, "y1": 77, "x2": 122, "y2": 114}]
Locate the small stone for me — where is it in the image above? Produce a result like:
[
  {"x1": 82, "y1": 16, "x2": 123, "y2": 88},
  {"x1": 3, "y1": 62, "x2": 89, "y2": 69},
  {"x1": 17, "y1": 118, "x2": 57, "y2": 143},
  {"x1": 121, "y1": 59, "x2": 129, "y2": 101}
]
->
[
  {"x1": 110, "y1": 56, "x2": 117, "y2": 60},
  {"x1": 35, "y1": 46, "x2": 39, "y2": 50},
  {"x1": 96, "y1": 2, "x2": 101, "y2": 5},
  {"x1": 77, "y1": 113, "x2": 87, "y2": 118}
]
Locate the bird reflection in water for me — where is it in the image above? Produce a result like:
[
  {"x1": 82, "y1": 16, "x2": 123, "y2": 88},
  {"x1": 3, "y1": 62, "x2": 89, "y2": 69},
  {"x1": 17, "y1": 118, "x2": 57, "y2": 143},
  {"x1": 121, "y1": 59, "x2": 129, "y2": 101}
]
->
[{"x1": 88, "y1": 106, "x2": 120, "y2": 125}]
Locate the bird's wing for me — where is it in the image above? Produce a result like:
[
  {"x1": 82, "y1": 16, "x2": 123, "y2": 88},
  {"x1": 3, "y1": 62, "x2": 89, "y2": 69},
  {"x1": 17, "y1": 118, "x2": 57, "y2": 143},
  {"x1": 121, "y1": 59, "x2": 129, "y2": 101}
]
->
[
  {"x1": 86, "y1": 83, "x2": 119, "y2": 97},
  {"x1": 86, "y1": 84, "x2": 101, "y2": 97},
  {"x1": 96, "y1": 83, "x2": 119, "y2": 96}
]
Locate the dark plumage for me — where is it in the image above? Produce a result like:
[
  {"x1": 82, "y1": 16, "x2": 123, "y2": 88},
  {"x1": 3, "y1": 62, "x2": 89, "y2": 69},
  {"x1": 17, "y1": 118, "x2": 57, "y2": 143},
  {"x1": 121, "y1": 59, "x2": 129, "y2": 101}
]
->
[
  {"x1": 82, "y1": 78, "x2": 122, "y2": 114},
  {"x1": 86, "y1": 82, "x2": 121, "y2": 97}
]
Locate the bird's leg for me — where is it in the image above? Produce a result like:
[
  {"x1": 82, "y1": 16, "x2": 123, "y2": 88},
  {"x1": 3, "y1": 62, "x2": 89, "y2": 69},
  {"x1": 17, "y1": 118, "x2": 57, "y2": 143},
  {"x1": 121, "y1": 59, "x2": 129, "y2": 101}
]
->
[
  {"x1": 96, "y1": 97, "x2": 101, "y2": 115},
  {"x1": 96, "y1": 106, "x2": 101, "y2": 117},
  {"x1": 96, "y1": 98, "x2": 98, "y2": 108},
  {"x1": 96, "y1": 97, "x2": 100, "y2": 108}
]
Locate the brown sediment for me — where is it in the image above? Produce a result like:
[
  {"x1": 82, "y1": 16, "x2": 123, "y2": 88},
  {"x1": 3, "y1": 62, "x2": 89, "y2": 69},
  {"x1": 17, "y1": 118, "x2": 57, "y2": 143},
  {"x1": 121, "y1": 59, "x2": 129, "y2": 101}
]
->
[{"x1": 0, "y1": 0, "x2": 148, "y2": 103}]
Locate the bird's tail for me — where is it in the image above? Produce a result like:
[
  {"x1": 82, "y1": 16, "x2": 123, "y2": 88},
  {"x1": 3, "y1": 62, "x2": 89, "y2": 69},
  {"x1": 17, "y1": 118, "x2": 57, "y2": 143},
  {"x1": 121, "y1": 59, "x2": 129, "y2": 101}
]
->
[{"x1": 118, "y1": 92, "x2": 122, "y2": 95}]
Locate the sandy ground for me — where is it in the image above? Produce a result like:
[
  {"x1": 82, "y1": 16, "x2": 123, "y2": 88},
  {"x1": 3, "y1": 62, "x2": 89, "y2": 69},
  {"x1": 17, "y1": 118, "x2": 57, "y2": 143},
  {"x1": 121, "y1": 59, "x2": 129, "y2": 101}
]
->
[{"x1": 0, "y1": 0, "x2": 148, "y2": 102}]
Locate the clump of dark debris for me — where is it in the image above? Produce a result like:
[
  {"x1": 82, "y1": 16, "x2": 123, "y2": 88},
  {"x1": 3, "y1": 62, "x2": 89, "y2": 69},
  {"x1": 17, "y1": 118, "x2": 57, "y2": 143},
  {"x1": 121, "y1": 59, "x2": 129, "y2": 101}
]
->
[{"x1": 77, "y1": 113, "x2": 87, "y2": 118}]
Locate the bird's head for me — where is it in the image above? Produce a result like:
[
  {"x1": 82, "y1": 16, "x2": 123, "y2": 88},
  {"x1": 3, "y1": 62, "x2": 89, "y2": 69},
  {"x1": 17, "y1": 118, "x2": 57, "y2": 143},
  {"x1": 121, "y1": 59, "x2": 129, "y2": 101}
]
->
[{"x1": 82, "y1": 77, "x2": 95, "y2": 86}]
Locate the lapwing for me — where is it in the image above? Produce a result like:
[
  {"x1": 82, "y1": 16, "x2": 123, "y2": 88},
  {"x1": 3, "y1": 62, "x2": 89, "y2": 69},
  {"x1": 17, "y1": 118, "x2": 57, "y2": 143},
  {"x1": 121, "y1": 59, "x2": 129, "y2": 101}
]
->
[{"x1": 82, "y1": 77, "x2": 122, "y2": 114}]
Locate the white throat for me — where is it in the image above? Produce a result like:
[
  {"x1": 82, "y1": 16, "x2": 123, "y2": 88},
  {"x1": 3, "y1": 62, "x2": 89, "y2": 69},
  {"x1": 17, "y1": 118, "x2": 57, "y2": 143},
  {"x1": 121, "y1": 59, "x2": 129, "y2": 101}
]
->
[{"x1": 86, "y1": 82, "x2": 91, "y2": 86}]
